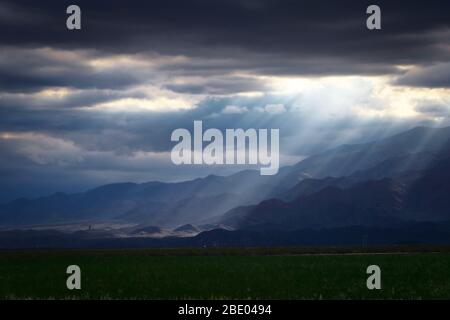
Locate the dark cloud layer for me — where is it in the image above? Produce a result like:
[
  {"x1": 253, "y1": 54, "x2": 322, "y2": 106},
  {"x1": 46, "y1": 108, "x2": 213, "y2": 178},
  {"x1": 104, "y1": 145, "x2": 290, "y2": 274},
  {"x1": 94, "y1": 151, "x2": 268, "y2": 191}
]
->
[
  {"x1": 0, "y1": 47, "x2": 144, "y2": 92},
  {"x1": 395, "y1": 63, "x2": 450, "y2": 88},
  {"x1": 1, "y1": 0, "x2": 449, "y2": 80},
  {"x1": 164, "y1": 76, "x2": 270, "y2": 95},
  {"x1": 0, "y1": 0, "x2": 449, "y2": 95}
]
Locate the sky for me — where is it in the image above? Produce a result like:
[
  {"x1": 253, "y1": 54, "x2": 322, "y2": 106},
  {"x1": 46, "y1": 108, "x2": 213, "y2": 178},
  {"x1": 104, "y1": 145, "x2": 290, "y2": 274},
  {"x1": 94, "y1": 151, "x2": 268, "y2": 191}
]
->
[{"x1": 0, "y1": 0, "x2": 449, "y2": 202}]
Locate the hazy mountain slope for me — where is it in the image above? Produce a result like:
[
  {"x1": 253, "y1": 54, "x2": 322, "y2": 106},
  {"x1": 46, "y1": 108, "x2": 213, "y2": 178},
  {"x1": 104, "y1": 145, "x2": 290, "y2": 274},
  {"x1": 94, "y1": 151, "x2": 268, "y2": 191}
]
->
[
  {"x1": 291, "y1": 126, "x2": 450, "y2": 178},
  {"x1": 0, "y1": 166, "x2": 302, "y2": 227},
  {"x1": 280, "y1": 177, "x2": 356, "y2": 202},
  {"x1": 281, "y1": 152, "x2": 435, "y2": 202},
  {"x1": 118, "y1": 193, "x2": 249, "y2": 227}
]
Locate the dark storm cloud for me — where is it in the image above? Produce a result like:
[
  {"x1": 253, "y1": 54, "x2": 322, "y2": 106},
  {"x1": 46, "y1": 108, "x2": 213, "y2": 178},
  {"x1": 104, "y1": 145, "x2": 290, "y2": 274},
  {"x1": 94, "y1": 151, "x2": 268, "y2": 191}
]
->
[
  {"x1": 0, "y1": 94, "x2": 290, "y2": 153},
  {"x1": 0, "y1": 47, "x2": 144, "y2": 92},
  {"x1": 0, "y1": 89, "x2": 137, "y2": 109},
  {"x1": 164, "y1": 76, "x2": 270, "y2": 95},
  {"x1": 1, "y1": 0, "x2": 449, "y2": 79},
  {"x1": 158, "y1": 54, "x2": 403, "y2": 78},
  {"x1": 395, "y1": 63, "x2": 450, "y2": 88}
]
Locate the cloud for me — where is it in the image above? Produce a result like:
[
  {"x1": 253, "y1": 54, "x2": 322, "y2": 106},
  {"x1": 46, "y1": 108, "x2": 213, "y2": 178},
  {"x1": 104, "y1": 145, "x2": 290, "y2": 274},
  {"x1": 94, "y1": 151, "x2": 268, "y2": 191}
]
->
[
  {"x1": 222, "y1": 105, "x2": 249, "y2": 114},
  {"x1": 415, "y1": 103, "x2": 450, "y2": 118},
  {"x1": 0, "y1": 132, "x2": 87, "y2": 168},
  {"x1": 0, "y1": 48, "x2": 152, "y2": 95},
  {"x1": 260, "y1": 104, "x2": 286, "y2": 114},
  {"x1": 164, "y1": 76, "x2": 269, "y2": 95},
  {"x1": 395, "y1": 63, "x2": 450, "y2": 88},
  {"x1": 0, "y1": 0, "x2": 449, "y2": 81},
  {"x1": 0, "y1": 88, "x2": 133, "y2": 109}
]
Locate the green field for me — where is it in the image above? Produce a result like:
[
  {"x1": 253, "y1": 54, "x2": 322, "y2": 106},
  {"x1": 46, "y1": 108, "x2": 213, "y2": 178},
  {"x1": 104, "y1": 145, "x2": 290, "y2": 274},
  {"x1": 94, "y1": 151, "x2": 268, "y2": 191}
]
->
[{"x1": 1, "y1": 248, "x2": 450, "y2": 299}]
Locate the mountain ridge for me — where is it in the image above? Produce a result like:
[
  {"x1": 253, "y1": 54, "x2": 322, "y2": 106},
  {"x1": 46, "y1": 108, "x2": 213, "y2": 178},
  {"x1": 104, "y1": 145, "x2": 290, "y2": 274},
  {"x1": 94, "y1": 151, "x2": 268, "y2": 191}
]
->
[{"x1": 1, "y1": 125, "x2": 450, "y2": 229}]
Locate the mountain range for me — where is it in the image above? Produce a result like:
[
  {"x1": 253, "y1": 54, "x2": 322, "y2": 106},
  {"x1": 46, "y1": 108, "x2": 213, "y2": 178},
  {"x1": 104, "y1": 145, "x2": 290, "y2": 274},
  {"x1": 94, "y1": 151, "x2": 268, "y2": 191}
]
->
[{"x1": 1, "y1": 125, "x2": 450, "y2": 247}]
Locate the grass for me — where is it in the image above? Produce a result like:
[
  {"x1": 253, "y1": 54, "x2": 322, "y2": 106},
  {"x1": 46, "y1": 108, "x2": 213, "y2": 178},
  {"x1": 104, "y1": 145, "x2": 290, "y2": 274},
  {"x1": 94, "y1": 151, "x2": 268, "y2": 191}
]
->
[{"x1": 0, "y1": 248, "x2": 449, "y2": 299}]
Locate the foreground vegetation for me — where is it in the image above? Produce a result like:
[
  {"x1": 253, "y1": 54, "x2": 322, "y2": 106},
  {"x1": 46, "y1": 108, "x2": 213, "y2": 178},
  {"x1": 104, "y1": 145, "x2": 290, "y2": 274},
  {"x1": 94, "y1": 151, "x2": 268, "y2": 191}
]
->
[{"x1": 0, "y1": 247, "x2": 449, "y2": 299}]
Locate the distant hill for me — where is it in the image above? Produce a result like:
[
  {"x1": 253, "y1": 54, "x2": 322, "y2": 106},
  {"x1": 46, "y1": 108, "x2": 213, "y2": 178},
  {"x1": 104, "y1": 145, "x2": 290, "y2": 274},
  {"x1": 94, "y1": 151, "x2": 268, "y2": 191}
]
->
[
  {"x1": 174, "y1": 224, "x2": 200, "y2": 233},
  {"x1": 2, "y1": 221, "x2": 450, "y2": 249},
  {"x1": 130, "y1": 226, "x2": 163, "y2": 235}
]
